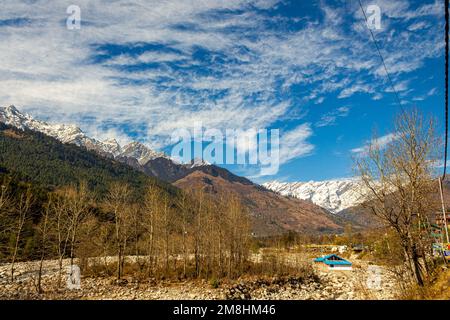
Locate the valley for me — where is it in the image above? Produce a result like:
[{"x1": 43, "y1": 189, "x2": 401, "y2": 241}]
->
[
  {"x1": 0, "y1": 105, "x2": 367, "y2": 235},
  {"x1": 0, "y1": 252, "x2": 400, "y2": 300},
  {"x1": 0, "y1": 105, "x2": 448, "y2": 301}
]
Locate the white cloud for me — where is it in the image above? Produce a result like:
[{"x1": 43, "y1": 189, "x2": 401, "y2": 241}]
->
[
  {"x1": 338, "y1": 84, "x2": 374, "y2": 99},
  {"x1": 351, "y1": 133, "x2": 399, "y2": 156},
  {"x1": 0, "y1": 0, "x2": 443, "y2": 159},
  {"x1": 413, "y1": 86, "x2": 438, "y2": 101},
  {"x1": 407, "y1": 21, "x2": 429, "y2": 31},
  {"x1": 279, "y1": 123, "x2": 314, "y2": 164},
  {"x1": 315, "y1": 106, "x2": 350, "y2": 127}
]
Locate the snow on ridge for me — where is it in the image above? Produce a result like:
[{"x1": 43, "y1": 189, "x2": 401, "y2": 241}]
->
[
  {"x1": 189, "y1": 157, "x2": 211, "y2": 168},
  {"x1": 120, "y1": 141, "x2": 167, "y2": 165},
  {"x1": 262, "y1": 179, "x2": 365, "y2": 214},
  {"x1": 0, "y1": 105, "x2": 170, "y2": 165}
]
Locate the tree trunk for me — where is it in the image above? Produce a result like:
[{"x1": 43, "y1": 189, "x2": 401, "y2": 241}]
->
[
  {"x1": 10, "y1": 229, "x2": 22, "y2": 282},
  {"x1": 37, "y1": 251, "x2": 45, "y2": 294},
  {"x1": 117, "y1": 244, "x2": 123, "y2": 280}
]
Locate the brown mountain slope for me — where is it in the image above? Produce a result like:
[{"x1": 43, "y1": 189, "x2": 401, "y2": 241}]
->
[
  {"x1": 174, "y1": 170, "x2": 344, "y2": 236},
  {"x1": 337, "y1": 205, "x2": 384, "y2": 229}
]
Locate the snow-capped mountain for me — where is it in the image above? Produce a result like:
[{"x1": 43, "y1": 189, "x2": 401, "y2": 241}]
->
[
  {"x1": 262, "y1": 179, "x2": 365, "y2": 214},
  {"x1": 0, "y1": 105, "x2": 170, "y2": 165},
  {"x1": 120, "y1": 141, "x2": 166, "y2": 165},
  {"x1": 189, "y1": 157, "x2": 212, "y2": 168},
  {"x1": 101, "y1": 138, "x2": 123, "y2": 157},
  {"x1": 0, "y1": 105, "x2": 99, "y2": 147}
]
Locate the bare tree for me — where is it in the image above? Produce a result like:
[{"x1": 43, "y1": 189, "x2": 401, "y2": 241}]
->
[
  {"x1": 224, "y1": 194, "x2": 251, "y2": 277},
  {"x1": 355, "y1": 109, "x2": 438, "y2": 286},
  {"x1": 161, "y1": 194, "x2": 171, "y2": 275},
  {"x1": 0, "y1": 181, "x2": 11, "y2": 213},
  {"x1": 51, "y1": 181, "x2": 92, "y2": 285},
  {"x1": 95, "y1": 221, "x2": 114, "y2": 272},
  {"x1": 10, "y1": 187, "x2": 33, "y2": 282},
  {"x1": 142, "y1": 182, "x2": 161, "y2": 275},
  {"x1": 105, "y1": 182, "x2": 132, "y2": 280},
  {"x1": 52, "y1": 189, "x2": 71, "y2": 286},
  {"x1": 67, "y1": 182, "x2": 92, "y2": 268},
  {"x1": 192, "y1": 189, "x2": 205, "y2": 277},
  {"x1": 36, "y1": 196, "x2": 53, "y2": 293},
  {"x1": 176, "y1": 191, "x2": 190, "y2": 278},
  {"x1": 0, "y1": 181, "x2": 12, "y2": 243}
]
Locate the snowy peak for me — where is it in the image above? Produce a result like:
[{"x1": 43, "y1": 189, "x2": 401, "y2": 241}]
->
[
  {"x1": 2, "y1": 105, "x2": 22, "y2": 116},
  {"x1": 1, "y1": 105, "x2": 91, "y2": 146},
  {"x1": 262, "y1": 179, "x2": 365, "y2": 214},
  {"x1": 121, "y1": 141, "x2": 167, "y2": 165},
  {"x1": 1, "y1": 105, "x2": 22, "y2": 120},
  {"x1": 5, "y1": 105, "x2": 18, "y2": 113},
  {"x1": 0, "y1": 105, "x2": 35, "y2": 130},
  {"x1": 102, "y1": 138, "x2": 122, "y2": 157},
  {"x1": 0, "y1": 105, "x2": 169, "y2": 165},
  {"x1": 188, "y1": 157, "x2": 211, "y2": 168}
]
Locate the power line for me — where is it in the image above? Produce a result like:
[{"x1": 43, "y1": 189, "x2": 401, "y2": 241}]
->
[
  {"x1": 357, "y1": 0, "x2": 404, "y2": 110},
  {"x1": 443, "y1": 0, "x2": 449, "y2": 179}
]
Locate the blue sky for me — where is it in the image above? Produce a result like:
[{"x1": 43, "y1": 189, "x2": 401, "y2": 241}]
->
[{"x1": 0, "y1": 0, "x2": 445, "y2": 183}]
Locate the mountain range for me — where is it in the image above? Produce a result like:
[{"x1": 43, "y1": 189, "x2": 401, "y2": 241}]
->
[
  {"x1": 0, "y1": 105, "x2": 169, "y2": 164},
  {"x1": 262, "y1": 179, "x2": 365, "y2": 214},
  {"x1": 0, "y1": 105, "x2": 373, "y2": 235},
  {"x1": 0, "y1": 105, "x2": 215, "y2": 179},
  {"x1": 0, "y1": 106, "x2": 365, "y2": 212}
]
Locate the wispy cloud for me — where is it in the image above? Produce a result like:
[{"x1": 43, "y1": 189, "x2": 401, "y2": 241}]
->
[
  {"x1": 0, "y1": 0, "x2": 443, "y2": 167},
  {"x1": 351, "y1": 133, "x2": 400, "y2": 156},
  {"x1": 412, "y1": 87, "x2": 438, "y2": 101},
  {"x1": 316, "y1": 106, "x2": 350, "y2": 127},
  {"x1": 279, "y1": 123, "x2": 314, "y2": 164},
  {"x1": 338, "y1": 84, "x2": 374, "y2": 99}
]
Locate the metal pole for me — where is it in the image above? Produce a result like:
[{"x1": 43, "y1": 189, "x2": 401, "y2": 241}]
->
[{"x1": 438, "y1": 177, "x2": 450, "y2": 243}]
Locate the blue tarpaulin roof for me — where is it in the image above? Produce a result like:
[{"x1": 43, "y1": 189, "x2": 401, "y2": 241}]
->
[{"x1": 314, "y1": 254, "x2": 352, "y2": 266}]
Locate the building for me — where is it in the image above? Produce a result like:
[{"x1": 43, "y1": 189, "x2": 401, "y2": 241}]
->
[
  {"x1": 331, "y1": 245, "x2": 348, "y2": 254},
  {"x1": 351, "y1": 244, "x2": 366, "y2": 253},
  {"x1": 314, "y1": 254, "x2": 353, "y2": 271}
]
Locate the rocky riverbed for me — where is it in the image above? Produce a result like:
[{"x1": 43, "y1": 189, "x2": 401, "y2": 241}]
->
[{"x1": 0, "y1": 258, "x2": 400, "y2": 300}]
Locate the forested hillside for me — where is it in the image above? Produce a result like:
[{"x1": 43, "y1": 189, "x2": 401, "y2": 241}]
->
[
  {"x1": 0, "y1": 122, "x2": 174, "y2": 196},
  {"x1": 0, "y1": 123, "x2": 181, "y2": 263}
]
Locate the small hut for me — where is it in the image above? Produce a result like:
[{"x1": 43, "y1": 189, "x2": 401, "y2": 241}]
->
[{"x1": 314, "y1": 254, "x2": 352, "y2": 270}]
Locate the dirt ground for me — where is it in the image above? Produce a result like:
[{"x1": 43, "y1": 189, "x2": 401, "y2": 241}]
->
[{"x1": 0, "y1": 252, "x2": 404, "y2": 300}]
